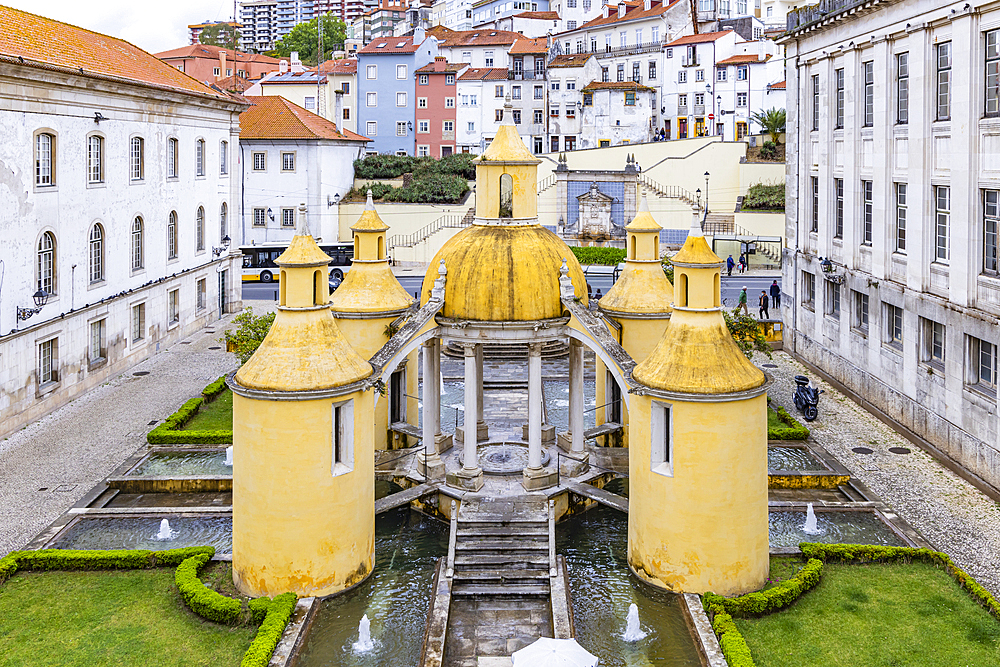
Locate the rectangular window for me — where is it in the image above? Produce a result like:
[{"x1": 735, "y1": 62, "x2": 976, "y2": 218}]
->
[
  {"x1": 582, "y1": 93, "x2": 593, "y2": 107},
  {"x1": 131, "y1": 303, "x2": 145, "y2": 342},
  {"x1": 897, "y1": 53, "x2": 909, "y2": 123},
  {"x1": 852, "y1": 291, "x2": 869, "y2": 333},
  {"x1": 810, "y1": 176, "x2": 818, "y2": 233},
  {"x1": 485, "y1": 51, "x2": 494, "y2": 67},
  {"x1": 220, "y1": 140, "x2": 228, "y2": 174},
  {"x1": 417, "y1": 145, "x2": 429, "y2": 157},
  {"x1": 512, "y1": 86, "x2": 521, "y2": 100},
  {"x1": 445, "y1": 97, "x2": 455, "y2": 108},
  {"x1": 551, "y1": 81, "x2": 560, "y2": 91},
  {"x1": 533, "y1": 109, "x2": 543, "y2": 124},
  {"x1": 550, "y1": 107, "x2": 559, "y2": 118},
  {"x1": 863, "y1": 61, "x2": 874, "y2": 127},
  {"x1": 281, "y1": 208, "x2": 295, "y2": 227},
  {"x1": 736, "y1": 92, "x2": 747, "y2": 107},
  {"x1": 632, "y1": 62, "x2": 640, "y2": 82},
  {"x1": 332, "y1": 401, "x2": 355, "y2": 475},
  {"x1": 921, "y1": 318, "x2": 945, "y2": 366},
  {"x1": 618, "y1": 64, "x2": 625, "y2": 82},
  {"x1": 885, "y1": 303, "x2": 903, "y2": 348},
  {"x1": 811, "y1": 74, "x2": 820, "y2": 131},
  {"x1": 167, "y1": 137, "x2": 177, "y2": 179},
  {"x1": 602, "y1": 67, "x2": 609, "y2": 83},
  {"x1": 38, "y1": 338, "x2": 57, "y2": 385},
  {"x1": 304, "y1": 96, "x2": 316, "y2": 110},
  {"x1": 534, "y1": 85, "x2": 543, "y2": 99},
  {"x1": 511, "y1": 111, "x2": 520, "y2": 125},
  {"x1": 343, "y1": 108, "x2": 350, "y2": 120},
  {"x1": 88, "y1": 135, "x2": 104, "y2": 183},
  {"x1": 90, "y1": 319, "x2": 105, "y2": 363},
  {"x1": 551, "y1": 136, "x2": 560, "y2": 152},
  {"x1": 495, "y1": 84, "x2": 504, "y2": 98},
  {"x1": 341, "y1": 82, "x2": 349, "y2": 95},
  {"x1": 969, "y1": 336, "x2": 998, "y2": 393},
  {"x1": 985, "y1": 190, "x2": 999, "y2": 274},
  {"x1": 935, "y1": 186, "x2": 950, "y2": 262},
  {"x1": 834, "y1": 68, "x2": 844, "y2": 129},
  {"x1": 566, "y1": 80, "x2": 576, "y2": 90},
  {"x1": 396, "y1": 64, "x2": 407, "y2": 79},
  {"x1": 565, "y1": 136, "x2": 576, "y2": 151},
  {"x1": 396, "y1": 92, "x2": 407, "y2": 107},
  {"x1": 649, "y1": 61, "x2": 656, "y2": 80},
  {"x1": 367, "y1": 121, "x2": 377, "y2": 136},
  {"x1": 468, "y1": 122, "x2": 475, "y2": 132},
  {"x1": 197, "y1": 279, "x2": 206, "y2": 312},
  {"x1": 826, "y1": 280, "x2": 840, "y2": 319},
  {"x1": 989, "y1": 32, "x2": 1000, "y2": 116},
  {"x1": 862, "y1": 180, "x2": 873, "y2": 244},
  {"x1": 418, "y1": 120, "x2": 429, "y2": 133},
  {"x1": 253, "y1": 207, "x2": 266, "y2": 227},
  {"x1": 937, "y1": 42, "x2": 952, "y2": 121},
  {"x1": 253, "y1": 152, "x2": 266, "y2": 171},
  {"x1": 695, "y1": 69, "x2": 705, "y2": 82},
  {"x1": 717, "y1": 68, "x2": 727, "y2": 82},
  {"x1": 130, "y1": 137, "x2": 144, "y2": 181},
  {"x1": 418, "y1": 74, "x2": 429, "y2": 85},
  {"x1": 737, "y1": 65, "x2": 748, "y2": 81},
  {"x1": 396, "y1": 121, "x2": 407, "y2": 137},
  {"x1": 282, "y1": 152, "x2": 295, "y2": 171},
  {"x1": 625, "y1": 92, "x2": 636, "y2": 106},
  {"x1": 651, "y1": 402, "x2": 673, "y2": 477},
  {"x1": 367, "y1": 64, "x2": 377, "y2": 79},
  {"x1": 169, "y1": 289, "x2": 180, "y2": 325},
  {"x1": 895, "y1": 183, "x2": 907, "y2": 252},
  {"x1": 418, "y1": 97, "x2": 427, "y2": 108},
  {"x1": 565, "y1": 108, "x2": 576, "y2": 118},
  {"x1": 367, "y1": 92, "x2": 377, "y2": 106},
  {"x1": 834, "y1": 178, "x2": 844, "y2": 238},
  {"x1": 35, "y1": 133, "x2": 53, "y2": 186},
  {"x1": 496, "y1": 109, "x2": 504, "y2": 122},
  {"x1": 802, "y1": 271, "x2": 815, "y2": 307}
]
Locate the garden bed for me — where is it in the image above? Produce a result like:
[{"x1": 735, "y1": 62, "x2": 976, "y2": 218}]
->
[
  {"x1": 767, "y1": 405, "x2": 809, "y2": 440},
  {"x1": 148, "y1": 378, "x2": 233, "y2": 445}
]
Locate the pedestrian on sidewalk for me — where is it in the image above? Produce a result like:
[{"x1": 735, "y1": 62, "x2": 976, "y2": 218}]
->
[
  {"x1": 738, "y1": 253, "x2": 747, "y2": 273},
  {"x1": 736, "y1": 286, "x2": 749, "y2": 316},
  {"x1": 726, "y1": 255, "x2": 735, "y2": 276},
  {"x1": 758, "y1": 291, "x2": 769, "y2": 319},
  {"x1": 769, "y1": 280, "x2": 781, "y2": 309}
]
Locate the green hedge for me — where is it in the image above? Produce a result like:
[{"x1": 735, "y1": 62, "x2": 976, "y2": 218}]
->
[
  {"x1": 147, "y1": 378, "x2": 233, "y2": 444},
  {"x1": 353, "y1": 153, "x2": 476, "y2": 180},
  {"x1": 248, "y1": 596, "x2": 272, "y2": 625},
  {"x1": 743, "y1": 182, "x2": 784, "y2": 211},
  {"x1": 799, "y1": 543, "x2": 1000, "y2": 620},
  {"x1": 0, "y1": 547, "x2": 216, "y2": 583},
  {"x1": 241, "y1": 592, "x2": 297, "y2": 667},
  {"x1": 710, "y1": 609, "x2": 755, "y2": 667},
  {"x1": 383, "y1": 173, "x2": 469, "y2": 203},
  {"x1": 570, "y1": 246, "x2": 626, "y2": 266},
  {"x1": 704, "y1": 559, "x2": 822, "y2": 617},
  {"x1": 176, "y1": 553, "x2": 243, "y2": 624},
  {"x1": 768, "y1": 404, "x2": 809, "y2": 440}
]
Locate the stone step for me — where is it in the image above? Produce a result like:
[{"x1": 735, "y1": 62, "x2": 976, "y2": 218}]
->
[
  {"x1": 456, "y1": 524, "x2": 548, "y2": 537},
  {"x1": 451, "y1": 584, "x2": 551, "y2": 599},
  {"x1": 456, "y1": 519, "x2": 549, "y2": 528},
  {"x1": 455, "y1": 539, "x2": 548, "y2": 552},
  {"x1": 454, "y1": 553, "x2": 550, "y2": 568},
  {"x1": 452, "y1": 570, "x2": 550, "y2": 584}
]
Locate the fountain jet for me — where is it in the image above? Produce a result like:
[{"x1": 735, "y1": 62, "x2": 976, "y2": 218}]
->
[
  {"x1": 224, "y1": 446, "x2": 233, "y2": 466},
  {"x1": 154, "y1": 518, "x2": 176, "y2": 541},
  {"x1": 803, "y1": 503, "x2": 823, "y2": 535},
  {"x1": 353, "y1": 614, "x2": 375, "y2": 652},
  {"x1": 622, "y1": 603, "x2": 648, "y2": 642}
]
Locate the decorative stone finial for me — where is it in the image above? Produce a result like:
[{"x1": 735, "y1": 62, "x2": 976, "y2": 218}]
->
[
  {"x1": 296, "y1": 202, "x2": 312, "y2": 237},
  {"x1": 690, "y1": 203, "x2": 705, "y2": 238},
  {"x1": 365, "y1": 189, "x2": 374, "y2": 210},
  {"x1": 638, "y1": 191, "x2": 650, "y2": 212},
  {"x1": 431, "y1": 259, "x2": 448, "y2": 301},
  {"x1": 559, "y1": 258, "x2": 575, "y2": 299}
]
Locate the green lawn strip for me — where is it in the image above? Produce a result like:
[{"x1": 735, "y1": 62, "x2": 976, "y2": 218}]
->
[
  {"x1": 0, "y1": 568, "x2": 256, "y2": 667},
  {"x1": 733, "y1": 560, "x2": 1000, "y2": 667},
  {"x1": 766, "y1": 404, "x2": 809, "y2": 440},
  {"x1": 181, "y1": 388, "x2": 233, "y2": 431}
]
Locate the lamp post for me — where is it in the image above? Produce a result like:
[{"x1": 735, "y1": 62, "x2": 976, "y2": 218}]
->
[
  {"x1": 716, "y1": 94, "x2": 723, "y2": 140},
  {"x1": 704, "y1": 171, "x2": 710, "y2": 219},
  {"x1": 17, "y1": 288, "x2": 49, "y2": 322}
]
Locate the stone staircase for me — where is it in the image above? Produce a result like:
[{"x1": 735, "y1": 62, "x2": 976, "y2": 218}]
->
[
  {"x1": 702, "y1": 213, "x2": 735, "y2": 235},
  {"x1": 451, "y1": 515, "x2": 552, "y2": 600}
]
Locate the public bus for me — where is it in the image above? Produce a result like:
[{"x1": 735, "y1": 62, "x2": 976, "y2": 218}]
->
[{"x1": 239, "y1": 243, "x2": 354, "y2": 282}]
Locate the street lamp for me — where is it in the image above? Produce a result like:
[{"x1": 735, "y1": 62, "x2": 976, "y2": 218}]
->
[
  {"x1": 704, "y1": 171, "x2": 710, "y2": 217},
  {"x1": 17, "y1": 288, "x2": 49, "y2": 322},
  {"x1": 695, "y1": 188, "x2": 702, "y2": 209},
  {"x1": 213, "y1": 235, "x2": 232, "y2": 257}
]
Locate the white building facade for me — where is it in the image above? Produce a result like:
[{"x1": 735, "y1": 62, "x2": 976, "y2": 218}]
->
[
  {"x1": 781, "y1": 0, "x2": 1000, "y2": 490},
  {"x1": 0, "y1": 9, "x2": 246, "y2": 438}
]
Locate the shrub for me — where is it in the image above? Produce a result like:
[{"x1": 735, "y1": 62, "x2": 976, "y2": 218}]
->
[
  {"x1": 241, "y1": 592, "x2": 298, "y2": 667},
  {"x1": 724, "y1": 310, "x2": 773, "y2": 360},
  {"x1": 202, "y1": 376, "x2": 228, "y2": 400},
  {"x1": 0, "y1": 546, "x2": 216, "y2": 583},
  {"x1": 758, "y1": 141, "x2": 778, "y2": 161},
  {"x1": 223, "y1": 307, "x2": 276, "y2": 366},
  {"x1": 769, "y1": 405, "x2": 809, "y2": 440},
  {"x1": 710, "y1": 608, "x2": 756, "y2": 667},
  {"x1": 413, "y1": 153, "x2": 477, "y2": 179},
  {"x1": 704, "y1": 559, "x2": 822, "y2": 617},
  {"x1": 353, "y1": 153, "x2": 415, "y2": 179},
  {"x1": 348, "y1": 181, "x2": 396, "y2": 201},
  {"x1": 742, "y1": 182, "x2": 785, "y2": 211},
  {"x1": 384, "y1": 173, "x2": 469, "y2": 203},
  {"x1": 570, "y1": 246, "x2": 626, "y2": 266},
  {"x1": 248, "y1": 596, "x2": 273, "y2": 625},
  {"x1": 176, "y1": 553, "x2": 243, "y2": 625}
]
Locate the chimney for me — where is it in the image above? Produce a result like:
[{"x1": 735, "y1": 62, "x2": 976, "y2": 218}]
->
[
  {"x1": 435, "y1": 55, "x2": 446, "y2": 71},
  {"x1": 757, "y1": 39, "x2": 766, "y2": 61},
  {"x1": 617, "y1": 3, "x2": 626, "y2": 18},
  {"x1": 290, "y1": 51, "x2": 305, "y2": 73},
  {"x1": 218, "y1": 50, "x2": 227, "y2": 81},
  {"x1": 334, "y1": 89, "x2": 344, "y2": 131},
  {"x1": 279, "y1": 59, "x2": 289, "y2": 74},
  {"x1": 415, "y1": 25, "x2": 426, "y2": 43}
]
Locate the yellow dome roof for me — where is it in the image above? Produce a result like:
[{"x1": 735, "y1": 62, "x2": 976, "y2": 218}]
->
[
  {"x1": 329, "y1": 267, "x2": 414, "y2": 313},
  {"x1": 671, "y1": 235, "x2": 723, "y2": 266},
  {"x1": 599, "y1": 264, "x2": 673, "y2": 315},
  {"x1": 420, "y1": 224, "x2": 588, "y2": 321}
]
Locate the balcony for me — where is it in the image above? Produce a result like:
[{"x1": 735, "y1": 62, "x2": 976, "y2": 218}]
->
[
  {"x1": 508, "y1": 71, "x2": 545, "y2": 80},
  {"x1": 587, "y1": 40, "x2": 665, "y2": 58}
]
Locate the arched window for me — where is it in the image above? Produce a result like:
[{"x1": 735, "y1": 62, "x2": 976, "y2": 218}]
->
[
  {"x1": 37, "y1": 232, "x2": 55, "y2": 294},
  {"x1": 678, "y1": 273, "x2": 688, "y2": 308},
  {"x1": 196, "y1": 139, "x2": 205, "y2": 176},
  {"x1": 196, "y1": 206, "x2": 205, "y2": 251},
  {"x1": 629, "y1": 234, "x2": 636, "y2": 260},
  {"x1": 498, "y1": 173, "x2": 513, "y2": 218},
  {"x1": 89, "y1": 223, "x2": 104, "y2": 283},
  {"x1": 131, "y1": 217, "x2": 144, "y2": 270},
  {"x1": 220, "y1": 140, "x2": 228, "y2": 174},
  {"x1": 35, "y1": 132, "x2": 55, "y2": 186},
  {"x1": 167, "y1": 211, "x2": 178, "y2": 259},
  {"x1": 377, "y1": 235, "x2": 384, "y2": 259},
  {"x1": 220, "y1": 202, "x2": 228, "y2": 241}
]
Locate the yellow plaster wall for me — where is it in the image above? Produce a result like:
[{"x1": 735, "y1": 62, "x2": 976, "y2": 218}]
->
[
  {"x1": 627, "y1": 393, "x2": 769, "y2": 596},
  {"x1": 232, "y1": 390, "x2": 375, "y2": 598},
  {"x1": 476, "y1": 164, "x2": 538, "y2": 219}
]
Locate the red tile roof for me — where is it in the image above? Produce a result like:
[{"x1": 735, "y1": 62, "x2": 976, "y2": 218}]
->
[
  {"x1": 769, "y1": 80, "x2": 786, "y2": 89},
  {"x1": 428, "y1": 25, "x2": 521, "y2": 47},
  {"x1": 582, "y1": 80, "x2": 654, "y2": 92},
  {"x1": 458, "y1": 67, "x2": 509, "y2": 81},
  {"x1": 665, "y1": 30, "x2": 733, "y2": 47},
  {"x1": 0, "y1": 5, "x2": 231, "y2": 100},
  {"x1": 509, "y1": 37, "x2": 548, "y2": 54},
  {"x1": 211, "y1": 74, "x2": 254, "y2": 93},
  {"x1": 548, "y1": 54, "x2": 594, "y2": 68},
  {"x1": 577, "y1": 0, "x2": 683, "y2": 31},
  {"x1": 358, "y1": 37, "x2": 420, "y2": 54},
  {"x1": 240, "y1": 96, "x2": 369, "y2": 142},
  {"x1": 512, "y1": 10, "x2": 560, "y2": 20},
  {"x1": 416, "y1": 59, "x2": 469, "y2": 73},
  {"x1": 156, "y1": 43, "x2": 280, "y2": 64},
  {"x1": 317, "y1": 59, "x2": 358, "y2": 74},
  {"x1": 715, "y1": 53, "x2": 772, "y2": 66}
]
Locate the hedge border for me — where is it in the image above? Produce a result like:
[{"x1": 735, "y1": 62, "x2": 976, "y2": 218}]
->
[
  {"x1": 147, "y1": 376, "x2": 233, "y2": 444},
  {"x1": 569, "y1": 246, "x2": 626, "y2": 267},
  {"x1": 704, "y1": 558, "x2": 822, "y2": 617},
  {"x1": 0, "y1": 546, "x2": 298, "y2": 667},
  {"x1": 767, "y1": 405, "x2": 809, "y2": 441}
]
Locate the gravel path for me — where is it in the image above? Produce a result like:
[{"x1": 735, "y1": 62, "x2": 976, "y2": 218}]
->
[
  {"x1": 0, "y1": 318, "x2": 238, "y2": 556},
  {"x1": 762, "y1": 351, "x2": 1000, "y2": 597}
]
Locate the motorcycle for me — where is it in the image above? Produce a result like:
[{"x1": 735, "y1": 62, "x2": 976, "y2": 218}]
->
[{"x1": 793, "y1": 375, "x2": 820, "y2": 422}]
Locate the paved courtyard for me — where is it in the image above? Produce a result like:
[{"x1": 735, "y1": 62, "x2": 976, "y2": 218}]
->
[{"x1": 0, "y1": 317, "x2": 238, "y2": 556}]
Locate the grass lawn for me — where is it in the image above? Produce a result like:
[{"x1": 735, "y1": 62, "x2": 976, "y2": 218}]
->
[
  {"x1": 766, "y1": 406, "x2": 784, "y2": 434},
  {"x1": 735, "y1": 559, "x2": 1000, "y2": 667},
  {"x1": 181, "y1": 389, "x2": 233, "y2": 431},
  {"x1": 0, "y1": 568, "x2": 256, "y2": 667}
]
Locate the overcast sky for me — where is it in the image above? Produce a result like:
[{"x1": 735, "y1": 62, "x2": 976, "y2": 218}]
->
[{"x1": 9, "y1": 0, "x2": 237, "y2": 54}]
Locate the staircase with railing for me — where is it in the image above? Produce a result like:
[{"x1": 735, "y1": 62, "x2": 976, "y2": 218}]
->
[
  {"x1": 387, "y1": 206, "x2": 475, "y2": 253},
  {"x1": 637, "y1": 174, "x2": 697, "y2": 206}
]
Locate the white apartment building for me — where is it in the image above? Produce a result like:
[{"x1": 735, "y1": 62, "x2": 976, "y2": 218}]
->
[
  {"x1": 477, "y1": 10, "x2": 561, "y2": 37},
  {"x1": 579, "y1": 80, "x2": 657, "y2": 147},
  {"x1": 0, "y1": 6, "x2": 246, "y2": 437},
  {"x1": 546, "y1": 54, "x2": 600, "y2": 151},
  {"x1": 713, "y1": 40, "x2": 785, "y2": 142},
  {"x1": 760, "y1": 0, "x2": 794, "y2": 30},
  {"x1": 781, "y1": 0, "x2": 1000, "y2": 491},
  {"x1": 456, "y1": 67, "x2": 511, "y2": 152}
]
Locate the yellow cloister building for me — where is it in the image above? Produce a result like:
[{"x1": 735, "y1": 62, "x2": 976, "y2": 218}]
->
[{"x1": 228, "y1": 101, "x2": 769, "y2": 599}]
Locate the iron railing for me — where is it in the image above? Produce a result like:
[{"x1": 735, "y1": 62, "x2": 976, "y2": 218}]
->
[{"x1": 387, "y1": 211, "x2": 472, "y2": 252}]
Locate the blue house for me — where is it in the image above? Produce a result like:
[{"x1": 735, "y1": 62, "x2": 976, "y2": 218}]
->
[{"x1": 357, "y1": 27, "x2": 437, "y2": 155}]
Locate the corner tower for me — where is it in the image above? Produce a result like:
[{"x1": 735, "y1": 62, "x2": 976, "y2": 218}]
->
[
  {"x1": 229, "y1": 204, "x2": 376, "y2": 598},
  {"x1": 627, "y1": 222, "x2": 769, "y2": 597},
  {"x1": 330, "y1": 191, "x2": 418, "y2": 451}
]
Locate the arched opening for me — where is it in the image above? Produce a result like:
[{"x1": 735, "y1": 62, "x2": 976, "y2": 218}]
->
[
  {"x1": 677, "y1": 273, "x2": 688, "y2": 307},
  {"x1": 37, "y1": 231, "x2": 56, "y2": 295},
  {"x1": 629, "y1": 234, "x2": 636, "y2": 260},
  {"x1": 89, "y1": 223, "x2": 104, "y2": 284},
  {"x1": 377, "y1": 235, "x2": 384, "y2": 259},
  {"x1": 354, "y1": 236, "x2": 360, "y2": 258},
  {"x1": 714, "y1": 272, "x2": 721, "y2": 307},
  {"x1": 314, "y1": 269, "x2": 324, "y2": 305},
  {"x1": 498, "y1": 173, "x2": 513, "y2": 218},
  {"x1": 220, "y1": 202, "x2": 228, "y2": 241},
  {"x1": 279, "y1": 270, "x2": 287, "y2": 305},
  {"x1": 131, "y1": 217, "x2": 143, "y2": 271}
]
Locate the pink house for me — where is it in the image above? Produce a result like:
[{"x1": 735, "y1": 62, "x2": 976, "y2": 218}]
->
[{"x1": 414, "y1": 57, "x2": 469, "y2": 158}]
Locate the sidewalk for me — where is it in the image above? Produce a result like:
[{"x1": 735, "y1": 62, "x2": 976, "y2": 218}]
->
[{"x1": 0, "y1": 317, "x2": 238, "y2": 556}]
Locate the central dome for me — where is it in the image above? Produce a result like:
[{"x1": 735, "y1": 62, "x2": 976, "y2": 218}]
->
[{"x1": 420, "y1": 224, "x2": 588, "y2": 321}]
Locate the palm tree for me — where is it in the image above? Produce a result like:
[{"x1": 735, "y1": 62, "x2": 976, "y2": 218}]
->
[{"x1": 750, "y1": 108, "x2": 786, "y2": 144}]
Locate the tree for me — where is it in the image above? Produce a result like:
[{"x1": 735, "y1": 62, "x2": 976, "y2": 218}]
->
[
  {"x1": 273, "y1": 14, "x2": 347, "y2": 66},
  {"x1": 724, "y1": 310, "x2": 773, "y2": 360},
  {"x1": 199, "y1": 23, "x2": 239, "y2": 51},
  {"x1": 750, "y1": 107, "x2": 786, "y2": 144},
  {"x1": 222, "y1": 307, "x2": 275, "y2": 365}
]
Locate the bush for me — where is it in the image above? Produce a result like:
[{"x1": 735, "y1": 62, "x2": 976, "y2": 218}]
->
[
  {"x1": 769, "y1": 405, "x2": 809, "y2": 440},
  {"x1": 704, "y1": 559, "x2": 823, "y2": 617},
  {"x1": 248, "y1": 596, "x2": 273, "y2": 625},
  {"x1": 353, "y1": 153, "x2": 478, "y2": 180},
  {"x1": 223, "y1": 307, "x2": 276, "y2": 366},
  {"x1": 202, "y1": 377, "x2": 228, "y2": 400},
  {"x1": 758, "y1": 141, "x2": 778, "y2": 161},
  {"x1": 176, "y1": 553, "x2": 243, "y2": 625},
  {"x1": 742, "y1": 182, "x2": 785, "y2": 211},
  {"x1": 148, "y1": 376, "x2": 235, "y2": 444},
  {"x1": 414, "y1": 153, "x2": 477, "y2": 179},
  {"x1": 384, "y1": 173, "x2": 469, "y2": 203},
  {"x1": 710, "y1": 607, "x2": 756, "y2": 667},
  {"x1": 0, "y1": 547, "x2": 216, "y2": 584},
  {"x1": 353, "y1": 154, "x2": 415, "y2": 179},
  {"x1": 348, "y1": 181, "x2": 396, "y2": 201},
  {"x1": 570, "y1": 246, "x2": 626, "y2": 266},
  {"x1": 241, "y1": 592, "x2": 298, "y2": 667}
]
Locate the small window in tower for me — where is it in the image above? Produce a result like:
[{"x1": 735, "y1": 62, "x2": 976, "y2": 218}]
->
[
  {"x1": 651, "y1": 401, "x2": 673, "y2": 477},
  {"x1": 678, "y1": 273, "x2": 688, "y2": 308},
  {"x1": 629, "y1": 235, "x2": 636, "y2": 260},
  {"x1": 390, "y1": 369, "x2": 405, "y2": 423},
  {"x1": 499, "y1": 174, "x2": 513, "y2": 218},
  {"x1": 332, "y1": 400, "x2": 355, "y2": 476}
]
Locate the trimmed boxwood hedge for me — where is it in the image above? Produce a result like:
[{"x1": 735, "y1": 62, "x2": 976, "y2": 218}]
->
[
  {"x1": 0, "y1": 547, "x2": 215, "y2": 583},
  {"x1": 241, "y1": 592, "x2": 297, "y2": 667},
  {"x1": 147, "y1": 377, "x2": 233, "y2": 444},
  {"x1": 710, "y1": 609, "x2": 755, "y2": 667},
  {"x1": 176, "y1": 552, "x2": 243, "y2": 624},
  {"x1": 704, "y1": 558, "x2": 823, "y2": 617},
  {"x1": 768, "y1": 405, "x2": 809, "y2": 440}
]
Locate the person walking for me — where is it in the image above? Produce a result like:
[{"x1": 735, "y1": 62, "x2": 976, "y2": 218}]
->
[
  {"x1": 736, "y1": 286, "x2": 749, "y2": 316},
  {"x1": 726, "y1": 255, "x2": 735, "y2": 277},
  {"x1": 769, "y1": 280, "x2": 781, "y2": 309},
  {"x1": 758, "y1": 291, "x2": 769, "y2": 319},
  {"x1": 738, "y1": 253, "x2": 747, "y2": 273}
]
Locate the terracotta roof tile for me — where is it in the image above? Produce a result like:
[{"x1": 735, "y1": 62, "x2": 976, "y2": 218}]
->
[
  {"x1": 509, "y1": 37, "x2": 548, "y2": 54},
  {"x1": 428, "y1": 25, "x2": 521, "y2": 47},
  {"x1": 240, "y1": 96, "x2": 370, "y2": 142},
  {"x1": 457, "y1": 67, "x2": 509, "y2": 81},
  {"x1": 211, "y1": 74, "x2": 254, "y2": 93},
  {"x1": 156, "y1": 44, "x2": 280, "y2": 64},
  {"x1": 358, "y1": 37, "x2": 420, "y2": 54},
  {"x1": 512, "y1": 10, "x2": 559, "y2": 19},
  {"x1": 0, "y1": 5, "x2": 230, "y2": 100},
  {"x1": 547, "y1": 54, "x2": 593, "y2": 68},
  {"x1": 665, "y1": 30, "x2": 733, "y2": 47},
  {"x1": 582, "y1": 80, "x2": 654, "y2": 92},
  {"x1": 317, "y1": 59, "x2": 358, "y2": 74},
  {"x1": 769, "y1": 80, "x2": 786, "y2": 89},
  {"x1": 715, "y1": 53, "x2": 772, "y2": 66},
  {"x1": 575, "y1": 0, "x2": 683, "y2": 31},
  {"x1": 416, "y1": 59, "x2": 469, "y2": 73}
]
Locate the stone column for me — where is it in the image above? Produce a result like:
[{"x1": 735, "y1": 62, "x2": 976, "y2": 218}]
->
[
  {"x1": 523, "y1": 342, "x2": 557, "y2": 490},
  {"x1": 431, "y1": 338, "x2": 452, "y2": 454},
  {"x1": 475, "y1": 343, "x2": 488, "y2": 441},
  {"x1": 559, "y1": 339, "x2": 590, "y2": 477},
  {"x1": 418, "y1": 341, "x2": 445, "y2": 479},
  {"x1": 447, "y1": 342, "x2": 483, "y2": 491}
]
